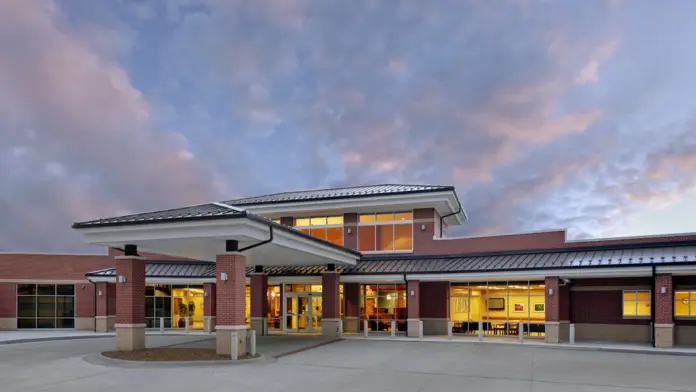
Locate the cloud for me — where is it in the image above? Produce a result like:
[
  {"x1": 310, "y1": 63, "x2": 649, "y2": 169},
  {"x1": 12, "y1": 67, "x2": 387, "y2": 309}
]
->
[{"x1": 2, "y1": 0, "x2": 696, "y2": 252}]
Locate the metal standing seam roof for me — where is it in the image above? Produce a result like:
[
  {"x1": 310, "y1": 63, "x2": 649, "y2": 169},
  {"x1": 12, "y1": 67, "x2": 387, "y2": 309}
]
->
[
  {"x1": 86, "y1": 244, "x2": 696, "y2": 279},
  {"x1": 222, "y1": 184, "x2": 455, "y2": 206},
  {"x1": 72, "y1": 203, "x2": 245, "y2": 228}
]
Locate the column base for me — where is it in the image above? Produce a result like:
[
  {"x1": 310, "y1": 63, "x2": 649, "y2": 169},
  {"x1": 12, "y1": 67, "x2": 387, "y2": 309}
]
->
[
  {"x1": 216, "y1": 326, "x2": 248, "y2": 357},
  {"x1": 407, "y1": 319, "x2": 421, "y2": 338},
  {"x1": 655, "y1": 324, "x2": 674, "y2": 348},
  {"x1": 115, "y1": 324, "x2": 146, "y2": 351},
  {"x1": 96, "y1": 316, "x2": 116, "y2": 332},
  {"x1": 545, "y1": 321, "x2": 569, "y2": 343},
  {"x1": 344, "y1": 317, "x2": 359, "y2": 333},
  {"x1": 250, "y1": 317, "x2": 267, "y2": 336},
  {"x1": 322, "y1": 319, "x2": 341, "y2": 337}
]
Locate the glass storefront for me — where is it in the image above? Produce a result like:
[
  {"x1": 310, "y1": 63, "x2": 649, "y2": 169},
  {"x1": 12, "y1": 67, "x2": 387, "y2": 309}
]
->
[
  {"x1": 359, "y1": 284, "x2": 407, "y2": 332},
  {"x1": 450, "y1": 281, "x2": 545, "y2": 337},
  {"x1": 17, "y1": 284, "x2": 75, "y2": 329},
  {"x1": 268, "y1": 285, "x2": 282, "y2": 330},
  {"x1": 146, "y1": 284, "x2": 205, "y2": 329}
]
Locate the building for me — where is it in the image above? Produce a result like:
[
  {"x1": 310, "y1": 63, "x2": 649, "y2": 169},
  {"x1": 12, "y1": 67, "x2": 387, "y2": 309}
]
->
[{"x1": 1, "y1": 184, "x2": 696, "y2": 353}]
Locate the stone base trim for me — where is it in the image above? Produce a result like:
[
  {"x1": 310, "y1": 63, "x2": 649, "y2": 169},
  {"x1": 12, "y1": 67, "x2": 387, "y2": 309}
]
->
[
  {"x1": 204, "y1": 316, "x2": 217, "y2": 333},
  {"x1": 655, "y1": 323, "x2": 674, "y2": 348},
  {"x1": 545, "y1": 321, "x2": 569, "y2": 344},
  {"x1": 75, "y1": 317, "x2": 95, "y2": 331},
  {"x1": 0, "y1": 318, "x2": 16, "y2": 330},
  {"x1": 216, "y1": 329, "x2": 248, "y2": 357},
  {"x1": 322, "y1": 319, "x2": 341, "y2": 337},
  {"x1": 407, "y1": 319, "x2": 421, "y2": 338},
  {"x1": 344, "y1": 317, "x2": 359, "y2": 333},
  {"x1": 250, "y1": 318, "x2": 267, "y2": 336},
  {"x1": 96, "y1": 316, "x2": 116, "y2": 332},
  {"x1": 115, "y1": 325, "x2": 145, "y2": 351},
  {"x1": 216, "y1": 325, "x2": 247, "y2": 330},
  {"x1": 421, "y1": 318, "x2": 448, "y2": 336}
]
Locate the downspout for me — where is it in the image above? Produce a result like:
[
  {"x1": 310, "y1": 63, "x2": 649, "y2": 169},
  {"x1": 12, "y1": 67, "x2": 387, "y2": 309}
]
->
[
  {"x1": 651, "y1": 265, "x2": 656, "y2": 348},
  {"x1": 440, "y1": 201, "x2": 463, "y2": 238},
  {"x1": 237, "y1": 226, "x2": 274, "y2": 252}
]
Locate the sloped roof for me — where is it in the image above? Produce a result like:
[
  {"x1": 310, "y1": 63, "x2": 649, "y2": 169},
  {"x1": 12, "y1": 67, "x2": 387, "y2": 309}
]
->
[
  {"x1": 87, "y1": 243, "x2": 696, "y2": 279},
  {"x1": 72, "y1": 203, "x2": 244, "y2": 228},
  {"x1": 223, "y1": 184, "x2": 455, "y2": 206}
]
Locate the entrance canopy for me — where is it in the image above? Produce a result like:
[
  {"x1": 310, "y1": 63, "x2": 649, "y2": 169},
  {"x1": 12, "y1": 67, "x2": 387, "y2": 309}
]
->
[{"x1": 72, "y1": 202, "x2": 359, "y2": 266}]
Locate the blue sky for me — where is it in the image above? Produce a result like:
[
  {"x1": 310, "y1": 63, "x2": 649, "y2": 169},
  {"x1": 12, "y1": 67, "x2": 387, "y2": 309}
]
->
[{"x1": 0, "y1": 0, "x2": 695, "y2": 252}]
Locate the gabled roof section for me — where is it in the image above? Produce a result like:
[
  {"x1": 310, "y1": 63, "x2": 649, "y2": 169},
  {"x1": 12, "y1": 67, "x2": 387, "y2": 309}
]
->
[
  {"x1": 72, "y1": 203, "x2": 245, "y2": 229},
  {"x1": 223, "y1": 184, "x2": 455, "y2": 206}
]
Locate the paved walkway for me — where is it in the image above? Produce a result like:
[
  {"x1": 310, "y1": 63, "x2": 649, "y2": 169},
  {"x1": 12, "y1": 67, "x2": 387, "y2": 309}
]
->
[{"x1": 2, "y1": 336, "x2": 696, "y2": 391}]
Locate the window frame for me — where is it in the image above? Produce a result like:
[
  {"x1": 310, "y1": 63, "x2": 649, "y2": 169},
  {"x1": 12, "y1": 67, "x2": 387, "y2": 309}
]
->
[
  {"x1": 622, "y1": 290, "x2": 651, "y2": 319},
  {"x1": 357, "y1": 211, "x2": 414, "y2": 254},
  {"x1": 675, "y1": 290, "x2": 696, "y2": 318},
  {"x1": 16, "y1": 283, "x2": 75, "y2": 329},
  {"x1": 293, "y1": 215, "x2": 344, "y2": 246}
]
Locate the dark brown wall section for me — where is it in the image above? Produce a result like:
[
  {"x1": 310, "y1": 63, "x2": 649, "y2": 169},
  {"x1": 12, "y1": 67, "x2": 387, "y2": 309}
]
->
[
  {"x1": 343, "y1": 213, "x2": 358, "y2": 250},
  {"x1": 571, "y1": 291, "x2": 650, "y2": 325},
  {"x1": 419, "y1": 282, "x2": 449, "y2": 318}
]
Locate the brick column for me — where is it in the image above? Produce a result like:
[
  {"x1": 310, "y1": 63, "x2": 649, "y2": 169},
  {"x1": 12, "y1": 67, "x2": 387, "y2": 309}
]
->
[
  {"x1": 407, "y1": 280, "x2": 420, "y2": 337},
  {"x1": 545, "y1": 276, "x2": 570, "y2": 343},
  {"x1": 95, "y1": 282, "x2": 115, "y2": 332},
  {"x1": 654, "y1": 274, "x2": 674, "y2": 348},
  {"x1": 420, "y1": 282, "x2": 449, "y2": 335},
  {"x1": 0, "y1": 283, "x2": 16, "y2": 330},
  {"x1": 204, "y1": 283, "x2": 216, "y2": 333},
  {"x1": 216, "y1": 253, "x2": 248, "y2": 357},
  {"x1": 322, "y1": 271, "x2": 341, "y2": 336},
  {"x1": 115, "y1": 256, "x2": 146, "y2": 350},
  {"x1": 250, "y1": 272, "x2": 268, "y2": 336},
  {"x1": 343, "y1": 283, "x2": 360, "y2": 333}
]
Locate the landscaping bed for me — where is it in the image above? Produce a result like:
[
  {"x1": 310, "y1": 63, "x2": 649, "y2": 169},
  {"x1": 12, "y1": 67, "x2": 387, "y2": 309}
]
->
[{"x1": 102, "y1": 348, "x2": 260, "y2": 361}]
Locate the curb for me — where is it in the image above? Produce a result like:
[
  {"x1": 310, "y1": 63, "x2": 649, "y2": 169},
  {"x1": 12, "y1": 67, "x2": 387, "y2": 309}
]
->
[
  {"x1": 342, "y1": 336, "x2": 696, "y2": 357},
  {"x1": 0, "y1": 335, "x2": 114, "y2": 345}
]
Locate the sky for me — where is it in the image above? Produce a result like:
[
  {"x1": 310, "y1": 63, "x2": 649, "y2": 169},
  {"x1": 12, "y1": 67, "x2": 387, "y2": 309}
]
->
[{"x1": 0, "y1": 0, "x2": 695, "y2": 253}]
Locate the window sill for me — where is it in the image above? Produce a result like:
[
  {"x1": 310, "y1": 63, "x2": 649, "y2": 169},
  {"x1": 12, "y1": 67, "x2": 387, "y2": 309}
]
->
[
  {"x1": 622, "y1": 316, "x2": 651, "y2": 319},
  {"x1": 361, "y1": 250, "x2": 414, "y2": 255}
]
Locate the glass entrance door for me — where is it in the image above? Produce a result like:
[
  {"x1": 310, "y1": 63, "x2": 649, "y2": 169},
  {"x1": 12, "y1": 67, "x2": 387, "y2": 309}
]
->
[{"x1": 284, "y1": 293, "x2": 322, "y2": 332}]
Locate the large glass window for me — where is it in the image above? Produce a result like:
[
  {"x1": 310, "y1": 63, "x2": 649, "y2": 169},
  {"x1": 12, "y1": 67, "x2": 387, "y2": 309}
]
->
[
  {"x1": 675, "y1": 291, "x2": 696, "y2": 317},
  {"x1": 268, "y1": 286, "x2": 282, "y2": 330},
  {"x1": 622, "y1": 290, "x2": 651, "y2": 317},
  {"x1": 449, "y1": 281, "x2": 546, "y2": 337},
  {"x1": 294, "y1": 216, "x2": 343, "y2": 246},
  {"x1": 358, "y1": 212, "x2": 413, "y2": 252},
  {"x1": 17, "y1": 284, "x2": 75, "y2": 329},
  {"x1": 360, "y1": 284, "x2": 407, "y2": 332},
  {"x1": 145, "y1": 284, "x2": 207, "y2": 329}
]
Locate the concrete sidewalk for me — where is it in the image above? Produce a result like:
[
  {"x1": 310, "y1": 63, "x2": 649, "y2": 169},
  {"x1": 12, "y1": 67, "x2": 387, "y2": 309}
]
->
[
  {"x1": 0, "y1": 330, "x2": 212, "y2": 344},
  {"x1": 343, "y1": 333, "x2": 696, "y2": 356}
]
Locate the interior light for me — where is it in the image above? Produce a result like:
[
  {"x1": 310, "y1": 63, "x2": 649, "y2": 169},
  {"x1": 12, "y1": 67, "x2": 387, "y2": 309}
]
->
[
  {"x1": 386, "y1": 294, "x2": 392, "y2": 300},
  {"x1": 270, "y1": 291, "x2": 276, "y2": 297}
]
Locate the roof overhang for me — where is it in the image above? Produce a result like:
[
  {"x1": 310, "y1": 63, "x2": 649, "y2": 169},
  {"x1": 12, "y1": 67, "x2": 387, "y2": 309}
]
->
[
  {"x1": 243, "y1": 190, "x2": 468, "y2": 226},
  {"x1": 75, "y1": 217, "x2": 358, "y2": 266}
]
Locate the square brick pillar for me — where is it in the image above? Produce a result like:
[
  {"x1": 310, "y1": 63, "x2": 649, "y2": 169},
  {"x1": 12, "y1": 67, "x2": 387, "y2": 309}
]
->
[
  {"x1": 654, "y1": 274, "x2": 674, "y2": 348},
  {"x1": 115, "y1": 256, "x2": 146, "y2": 350},
  {"x1": 250, "y1": 272, "x2": 268, "y2": 336},
  {"x1": 407, "y1": 280, "x2": 421, "y2": 337},
  {"x1": 322, "y1": 271, "x2": 341, "y2": 336},
  {"x1": 545, "y1": 276, "x2": 570, "y2": 343},
  {"x1": 95, "y1": 282, "x2": 116, "y2": 332},
  {"x1": 204, "y1": 283, "x2": 216, "y2": 333},
  {"x1": 216, "y1": 254, "x2": 248, "y2": 357},
  {"x1": 343, "y1": 283, "x2": 360, "y2": 333}
]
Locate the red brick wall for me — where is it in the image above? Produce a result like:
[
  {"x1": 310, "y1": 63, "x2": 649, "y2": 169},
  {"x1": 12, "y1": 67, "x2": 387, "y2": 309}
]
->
[
  {"x1": 545, "y1": 277, "x2": 560, "y2": 322},
  {"x1": 204, "y1": 283, "x2": 216, "y2": 317},
  {"x1": 571, "y1": 290, "x2": 651, "y2": 325},
  {"x1": 420, "y1": 281, "x2": 449, "y2": 318},
  {"x1": 343, "y1": 213, "x2": 358, "y2": 250},
  {"x1": 0, "y1": 283, "x2": 16, "y2": 317},
  {"x1": 250, "y1": 274, "x2": 268, "y2": 318},
  {"x1": 280, "y1": 217, "x2": 294, "y2": 226},
  {"x1": 407, "y1": 280, "x2": 420, "y2": 319},
  {"x1": 322, "y1": 272, "x2": 340, "y2": 319},
  {"x1": 76, "y1": 283, "x2": 95, "y2": 317},
  {"x1": 96, "y1": 282, "x2": 108, "y2": 317},
  {"x1": 115, "y1": 258, "x2": 146, "y2": 324},
  {"x1": 0, "y1": 253, "x2": 112, "y2": 280},
  {"x1": 215, "y1": 254, "x2": 246, "y2": 326},
  {"x1": 655, "y1": 274, "x2": 673, "y2": 325},
  {"x1": 107, "y1": 283, "x2": 116, "y2": 315}
]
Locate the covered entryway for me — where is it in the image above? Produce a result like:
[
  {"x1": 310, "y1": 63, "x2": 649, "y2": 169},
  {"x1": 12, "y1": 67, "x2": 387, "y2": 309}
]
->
[{"x1": 72, "y1": 203, "x2": 359, "y2": 358}]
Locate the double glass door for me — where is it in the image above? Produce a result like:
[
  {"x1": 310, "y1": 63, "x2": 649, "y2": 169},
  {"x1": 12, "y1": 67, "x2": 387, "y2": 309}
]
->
[{"x1": 285, "y1": 293, "x2": 322, "y2": 332}]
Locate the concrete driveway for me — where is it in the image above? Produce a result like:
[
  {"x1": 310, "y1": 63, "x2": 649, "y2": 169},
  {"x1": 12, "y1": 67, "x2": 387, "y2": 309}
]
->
[{"x1": 0, "y1": 336, "x2": 695, "y2": 392}]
